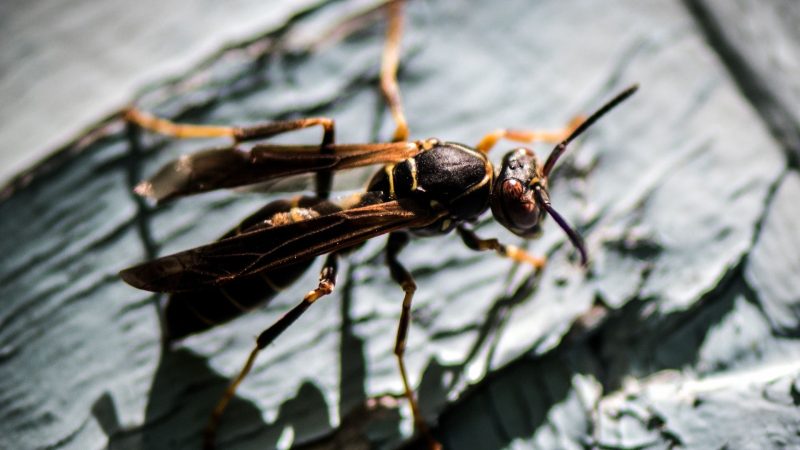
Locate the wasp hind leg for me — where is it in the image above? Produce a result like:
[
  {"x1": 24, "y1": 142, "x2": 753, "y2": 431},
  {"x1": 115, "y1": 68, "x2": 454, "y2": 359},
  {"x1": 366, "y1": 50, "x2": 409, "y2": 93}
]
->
[
  {"x1": 125, "y1": 109, "x2": 338, "y2": 196},
  {"x1": 125, "y1": 108, "x2": 336, "y2": 144},
  {"x1": 202, "y1": 254, "x2": 339, "y2": 450}
]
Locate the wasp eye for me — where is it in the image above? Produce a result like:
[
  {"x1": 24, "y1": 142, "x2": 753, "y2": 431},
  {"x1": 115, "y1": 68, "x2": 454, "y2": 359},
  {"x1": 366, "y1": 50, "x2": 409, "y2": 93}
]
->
[
  {"x1": 491, "y1": 178, "x2": 544, "y2": 237},
  {"x1": 491, "y1": 148, "x2": 545, "y2": 237}
]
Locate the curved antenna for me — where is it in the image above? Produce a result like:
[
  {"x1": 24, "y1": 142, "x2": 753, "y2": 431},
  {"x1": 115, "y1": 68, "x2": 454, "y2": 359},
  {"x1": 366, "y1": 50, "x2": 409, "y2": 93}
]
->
[
  {"x1": 542, "y1": 84, "x2": 639, "y2": 177},
  {"x1": 534, "y1": 186, "x2": 588, "y2": 266}
]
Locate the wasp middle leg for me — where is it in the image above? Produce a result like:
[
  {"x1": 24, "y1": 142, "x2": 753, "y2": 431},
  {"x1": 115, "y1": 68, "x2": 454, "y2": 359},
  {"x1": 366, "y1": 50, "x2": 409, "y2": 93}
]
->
[{"x1": 386, "y1": 231, "x2": 442, "y2": 450}]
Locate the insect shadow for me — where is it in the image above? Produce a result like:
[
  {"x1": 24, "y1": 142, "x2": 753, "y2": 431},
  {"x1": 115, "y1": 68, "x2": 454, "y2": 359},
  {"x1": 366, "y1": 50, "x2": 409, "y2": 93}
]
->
[{"x1": 116, "y1": 123, "x2": 412, "y2": 449}]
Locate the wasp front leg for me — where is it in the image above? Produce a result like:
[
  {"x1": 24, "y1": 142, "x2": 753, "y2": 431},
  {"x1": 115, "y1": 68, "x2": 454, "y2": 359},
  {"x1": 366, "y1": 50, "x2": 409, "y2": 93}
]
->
[
  {"x1": 475, "y1": 115, "x2": 585, "y2": 154},
  {"x1": 457, "y1": 225, "x2": 546, "y2": 269},
  {"x1": 386, "y1": 231, "x2": 442, "y2": 450}
]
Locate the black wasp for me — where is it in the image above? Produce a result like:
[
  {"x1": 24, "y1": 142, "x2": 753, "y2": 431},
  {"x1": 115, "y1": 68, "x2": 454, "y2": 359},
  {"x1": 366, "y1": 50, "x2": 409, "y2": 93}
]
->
[{"x1": 120, "y1": 1, "x2": 637, "y2": 448}]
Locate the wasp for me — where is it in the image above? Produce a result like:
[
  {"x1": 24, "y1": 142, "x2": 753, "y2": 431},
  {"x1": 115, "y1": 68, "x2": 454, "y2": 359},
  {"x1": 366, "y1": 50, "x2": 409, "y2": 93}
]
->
[{"x1": 120, "y1": 1, "x2": 637, "y2": 448}]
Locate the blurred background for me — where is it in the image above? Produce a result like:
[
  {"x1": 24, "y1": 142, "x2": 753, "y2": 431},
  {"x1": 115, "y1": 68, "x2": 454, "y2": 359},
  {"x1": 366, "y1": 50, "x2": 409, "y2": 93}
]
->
[{"x1": 0, "y1": 0, "x2": 333, "y2": 186}]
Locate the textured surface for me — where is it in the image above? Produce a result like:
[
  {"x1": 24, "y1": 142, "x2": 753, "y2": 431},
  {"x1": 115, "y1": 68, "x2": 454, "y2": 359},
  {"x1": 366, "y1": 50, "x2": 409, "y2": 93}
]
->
[
  {"x1": 1, "y1": 0, "x2": 798, "y2": 449},
  {"x1": 0, "y1": 0, "x2": 327, "y2": 186}
]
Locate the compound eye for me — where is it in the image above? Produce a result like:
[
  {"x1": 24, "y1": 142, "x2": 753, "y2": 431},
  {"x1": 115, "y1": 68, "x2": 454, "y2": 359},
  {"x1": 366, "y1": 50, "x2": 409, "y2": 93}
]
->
[{"x1": 491, "y1": 178, "x2": 542, "y2": 237}]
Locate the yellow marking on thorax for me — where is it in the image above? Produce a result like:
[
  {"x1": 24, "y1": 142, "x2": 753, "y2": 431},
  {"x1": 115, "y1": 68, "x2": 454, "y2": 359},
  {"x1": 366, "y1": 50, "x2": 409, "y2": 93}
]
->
[
  {"x1": 452, "y1": 171, "x2": 492, "y2": 203},
  {"x1": 289, "y1": 207, "x2": 305, "y2": 223},
  {"x1": 385, "y1": 164, "x2": 397, "y2": 198},
  {"x1": 407, "y1": 158, "x2": 418, "y2": 191},
  {"x1": 450, "y1": 143, "x2": 495, "y2": 202},
  {"x1": 415, "y1": 138, "x2": 440, "y2": 152},
  {"x1": 440, "y1": 218, "x2": 452, "y2": 231},
  {"x1": 269, "y1": 212, "x2": 292, "y2": 227}
]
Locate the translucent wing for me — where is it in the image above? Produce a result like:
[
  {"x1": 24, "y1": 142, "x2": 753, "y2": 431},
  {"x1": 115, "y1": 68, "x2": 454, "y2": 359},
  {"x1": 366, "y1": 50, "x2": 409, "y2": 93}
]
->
[
  {"x1": 136, "y1": 142, "x2": 419, "y2": 202},
  {"x1": 120, "y1": 199, "x2": 441, "y2": 292}
]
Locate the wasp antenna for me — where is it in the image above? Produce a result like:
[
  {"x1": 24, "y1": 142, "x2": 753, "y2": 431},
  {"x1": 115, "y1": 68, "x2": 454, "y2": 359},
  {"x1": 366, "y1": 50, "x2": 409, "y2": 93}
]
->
[
  {"x1": 542, "y1": 84, "x2": 639, "y2": 177},
  {"x1": 535, "y1": 187, "x2": 588, "y2": 266}
]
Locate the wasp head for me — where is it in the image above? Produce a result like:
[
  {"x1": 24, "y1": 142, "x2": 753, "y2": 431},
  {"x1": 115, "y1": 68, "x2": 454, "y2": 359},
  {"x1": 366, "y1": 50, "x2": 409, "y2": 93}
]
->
[
  {"x1": 491, "y1": 147, "x2": 588, "y2": 265},
  {"x1": 489, "y1": 84, "x2": 640, "y2": 266},
  {"x1": 491, "y1": 148, "x2": 546, "y2": 237}
]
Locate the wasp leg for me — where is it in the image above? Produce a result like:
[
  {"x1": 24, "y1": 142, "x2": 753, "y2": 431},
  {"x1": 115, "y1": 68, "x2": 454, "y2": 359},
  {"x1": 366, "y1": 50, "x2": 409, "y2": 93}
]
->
[
  {"x1": 230, "y1": 117, "x2": 337, "y2": 196},
  {"x1": 125, "y1": 109, "x2": 337, "y2": 196},
  {"x1": 381, "y1": 0, "x2": 409, "y2": 142},
  {"x1": 125, "y1": 109, "x2": 335, "y2": 144},
  {"x1": 457, "y1": 225, "x2": 547, "y2": 269},
  {"x1": 203, "y1": 254, "x2": 339, "y2": 450},
  {"x1": 386, "y1": 232, "x2": 441, "y2": 450},
  {"x1": 475, "y1": 115, "x2": 586, "y2": 154},
  {"x1": 124, "y1": 107, "x2": 236, "y2": 139}
]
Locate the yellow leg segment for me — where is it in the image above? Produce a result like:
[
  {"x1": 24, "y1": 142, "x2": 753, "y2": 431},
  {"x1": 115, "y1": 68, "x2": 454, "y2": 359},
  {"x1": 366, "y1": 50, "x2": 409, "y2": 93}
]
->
[
  {"x1": 457, "y1": 226, "x2": 547, "y2": 269},
  {"x1": 476, "y1": 115, "x2": 586, "y2": 154},
  {"x1": 125, "y1": 108, "x2": 236, "y2": 139},
  {"x1": 380, "y1": 0, "x2": 409, "y2": 142}
]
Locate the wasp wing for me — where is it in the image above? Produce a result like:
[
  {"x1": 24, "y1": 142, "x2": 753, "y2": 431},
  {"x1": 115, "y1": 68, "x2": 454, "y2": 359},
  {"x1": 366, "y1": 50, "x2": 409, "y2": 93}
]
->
[
  {"x1": 120, "y1": 199, "x2": 441, "y2": 292},
  {"x1": 135, "y1": 142, "x2": 419, "y2": 202}
]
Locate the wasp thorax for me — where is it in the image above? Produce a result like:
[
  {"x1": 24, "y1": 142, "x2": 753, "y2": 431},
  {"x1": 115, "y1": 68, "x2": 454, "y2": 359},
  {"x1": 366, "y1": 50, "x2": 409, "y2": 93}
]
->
[{"x1": 491, "y1": 148, "x2": 547, "y2": 238}]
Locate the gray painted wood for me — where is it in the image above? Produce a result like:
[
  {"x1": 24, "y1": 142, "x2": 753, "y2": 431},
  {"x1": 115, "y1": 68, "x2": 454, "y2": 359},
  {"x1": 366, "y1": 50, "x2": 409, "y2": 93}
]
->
[
  {"x1": 0, "y1": 0, "x2": 331, "y2": 186},
  {"x1": 1, "y1": 1, "x2": 798, "y2": 449}
]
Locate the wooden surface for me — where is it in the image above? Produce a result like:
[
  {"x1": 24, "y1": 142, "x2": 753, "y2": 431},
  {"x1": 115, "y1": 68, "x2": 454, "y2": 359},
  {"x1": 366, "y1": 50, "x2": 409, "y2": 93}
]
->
[
  {"x1": 1, "y1": 0, "x2": 798, "y2": 449},
  {"x1": 0, "y1": 0, "x2": 327, "y2": 186}
]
